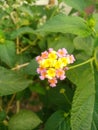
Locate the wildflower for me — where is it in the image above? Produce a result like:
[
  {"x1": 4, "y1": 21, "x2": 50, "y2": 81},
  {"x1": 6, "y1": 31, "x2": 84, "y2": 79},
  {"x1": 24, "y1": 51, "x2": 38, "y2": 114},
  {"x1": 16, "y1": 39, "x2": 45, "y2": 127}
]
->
[
  {"x1": 48, "y1": 48, "x2": 53, "y2": 52},
  {"x1": 39, "y1": 70, "x2": 47, "y2": 80},
  {"x1": 56, "y1": 69, "x2": 66, "y2": 80},
  {"x1": 37, "y1": 67, "x2": 46, "y2": 74},
  {"x1": 57, "y1": 48, "x2": 67, "y2": 57},
  {"x1": 46, "y1": 68, "x2": 56, "y2": 79},
  {"x1": 36, "y1": 56, "x2": 42, "y2": 64},
  {"x1": 41, "y1": 51, "x2": 48, "y2": 59},
  {"x1": 68, "y1": 54, "x2": 75, "y2": 64},
  {"x1": 53, "y1": 60, "x2": 63, "y2": 69},
  {"x1": 40, "y1": 59, "x2": 53, "y2": 68},
  {"x1": 36, "y1": 48, "x2": 75, "y2": 87},
  {"x1": 48, "y1": 51, "x2": 57, "y2": 60},
  {"x1": 59, "y1": 57, "x2": 69, "y2": 67},
  {"x1": 48, "y1": 78, "x2": 57, "y2": 87}
]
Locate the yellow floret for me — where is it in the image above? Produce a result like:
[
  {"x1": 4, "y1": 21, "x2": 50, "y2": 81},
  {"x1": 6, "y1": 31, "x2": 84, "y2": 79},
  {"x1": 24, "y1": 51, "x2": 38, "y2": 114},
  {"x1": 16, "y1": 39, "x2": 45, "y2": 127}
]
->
[
  {"x1": 53, "y1": 60, "x2": 63, "y2": 69},
  {"x1": 46, "y1": 68, "x2": 56, "y2": 79},
  {"x1": 59, "y1": 57, "x2": 69, "y2": 67},
  {"x1": 48, "y1": 51, "x2": 57, "y2": 60},
  {"x1": 40, "y1": 59, "x2": 52, "y2": 68}
]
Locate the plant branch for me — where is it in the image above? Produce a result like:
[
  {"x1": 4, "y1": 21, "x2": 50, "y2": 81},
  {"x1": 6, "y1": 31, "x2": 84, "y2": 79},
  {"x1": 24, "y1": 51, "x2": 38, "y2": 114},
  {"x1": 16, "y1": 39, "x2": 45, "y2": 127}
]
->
[
  {"x1": 63, "y1": 93, "x2": 71, "y2": 105},
  {"x1": 10, "y1": 12, "x2": 20, "y2": 54},
  {"x1": 10, "y1": 12, "x2": 17, "y2": 25},
  {"x1": 11, "y1": 62, "x2": 29, "y2": 70},
  {"x1": 16, "y1": 100, "x2": 20, "y2": 113},
  {"x1": 6, "y1": 94, "x2": 16, "y2": 114},
  {"x1": 69, "y1": 57, "x2": 94, "y2": 70},
  {"x1": 16, "y1": 37, "x2": 20, "y2": 54},
  {"x1": 18, "y1": 45, "x2": 31, "y2": 54}
]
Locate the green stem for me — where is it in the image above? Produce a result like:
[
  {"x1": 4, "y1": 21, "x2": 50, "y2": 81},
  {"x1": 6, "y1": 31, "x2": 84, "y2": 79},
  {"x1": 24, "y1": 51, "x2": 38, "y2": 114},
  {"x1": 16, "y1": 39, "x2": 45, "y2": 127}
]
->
[
  {"x1": 50, "y1": 6, "x2": 58, "y2": 19},
  {"x1": 16, "y1": 100, "x2": 20, "y2": 113},
  {"x1": 63, "y1": 93, "x2": 71, "y2": 105},
  {"x1": 69, "y1": 57, "x2": 94, "y2": 70},
  {"x1": 6, "y1": 94, "x2": 16, "y2": 114}
]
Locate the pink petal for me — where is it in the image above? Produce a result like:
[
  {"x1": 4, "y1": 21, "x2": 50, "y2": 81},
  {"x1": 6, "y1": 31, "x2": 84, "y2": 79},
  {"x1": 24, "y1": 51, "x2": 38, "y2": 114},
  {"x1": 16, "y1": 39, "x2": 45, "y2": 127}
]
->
[
  {"x1": 69, "y1": 55, "x2": 75, "y2": 64},
  {"x1": 39, "y1": 75, "x2": 45, "y2": 80},
  {"x1": 62, "y1": 48, "x2": 68, "y2": 54},
  {"x1": 41, "y1": 51, "x2": 48, "y2": 59},
  {"x1": 50, "y1": 83, "x2": 57, "y2": 87},
  {"x1": 60, "y1": 75, "x2": 66, "y2": 80},
  {"x1": 48, "y1": 48, "x2": 54, "y2": 52},
  {"x1": 36, "y1": 56, "x2": 42, "y2": 63},
  {"x1": 57, "y1": 48, "x2": 67, "y2": 57}
]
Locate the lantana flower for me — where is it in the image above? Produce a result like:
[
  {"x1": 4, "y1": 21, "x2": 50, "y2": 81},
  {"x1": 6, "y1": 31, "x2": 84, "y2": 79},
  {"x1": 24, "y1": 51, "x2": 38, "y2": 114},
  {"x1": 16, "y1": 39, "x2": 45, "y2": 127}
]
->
[{"x1": 36, "y1": 48, "x2": 75, "y2": 87}]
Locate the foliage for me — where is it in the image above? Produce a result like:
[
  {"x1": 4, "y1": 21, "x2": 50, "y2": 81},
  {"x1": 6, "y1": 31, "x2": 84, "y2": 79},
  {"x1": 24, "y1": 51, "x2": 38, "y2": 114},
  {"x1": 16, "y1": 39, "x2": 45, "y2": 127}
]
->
[
  {"x1": 8, "y1": 110, "x2": 42, "y2": 130},
  {"x1": 0, "y1": 0, "x2": 98, "y2": 130}
]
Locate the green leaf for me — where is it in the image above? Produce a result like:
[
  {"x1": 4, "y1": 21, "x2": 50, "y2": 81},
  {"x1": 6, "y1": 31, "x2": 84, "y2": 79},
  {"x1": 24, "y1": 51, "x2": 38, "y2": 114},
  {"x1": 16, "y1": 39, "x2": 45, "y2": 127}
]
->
[
  {"x1": 64, "y1": 0, "x2": 93, "y2": 12},
  {"x1": 74, "y1": 36, "x2": 94, "y2": 56},
  {"x1": 0, "y1": 41, "x2": 17, "y2": 67},
  {"x1": 0, "y1": 66, "x2": 32, "y2": 96},
  {"x1": 47, "y1": 35, "x2": 74, "y2": 53},
  {"x1": 24, "y1": 59, "x2": 38, "y2": 75},
  {"x1": 91, "y1": 111, "x2": 98, "y2": 130},
  {"x1": 75, "y1": 52, "x2": 91, "y2": 61},
  {"x1": 19, "y1": 6, "x2": 34, "y2": 18},
  {"x1": 91, "y1": 70, "x2": 98, "y2": 130},
  {"x1": 94, "y1": 47, "x2": 98, "y2": 69},
  {"x1": 38, "y1": 39, "x2": 47, "y2": 51},
  {"x1": 8, "y1": 110, "x2": 42, "y2": 130},
  {"x1": 37, "y1": 14, "x2": 91, "y2": 37},
  {"x1": 44, "y1": 110, "x2": 70, "y2": 130},
  {"x1": 66, "y1": 63, "x2": 95, "y2": 130},
  {"x1": 11, "y1": 27, "x2": 36, "y2": 39}
]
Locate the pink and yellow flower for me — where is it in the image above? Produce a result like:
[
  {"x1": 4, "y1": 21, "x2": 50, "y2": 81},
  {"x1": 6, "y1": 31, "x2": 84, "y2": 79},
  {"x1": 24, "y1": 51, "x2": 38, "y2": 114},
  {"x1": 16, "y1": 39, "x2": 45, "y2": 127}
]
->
[{"x1": 36, "y1": 48, "x2": 75, "y2": 87}]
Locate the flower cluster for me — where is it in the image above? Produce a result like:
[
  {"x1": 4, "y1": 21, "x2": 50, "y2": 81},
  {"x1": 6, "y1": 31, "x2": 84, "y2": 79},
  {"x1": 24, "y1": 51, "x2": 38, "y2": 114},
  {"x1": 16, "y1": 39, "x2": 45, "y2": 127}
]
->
[{"x1": 36, "y1": 48, "x2": 75, "y2": 87}]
